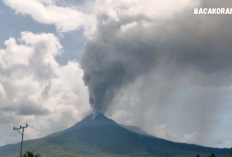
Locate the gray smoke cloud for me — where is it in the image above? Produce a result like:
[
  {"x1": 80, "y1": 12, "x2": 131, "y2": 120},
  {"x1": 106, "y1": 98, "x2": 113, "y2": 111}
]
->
[
  {"x1": 80, "y1": 31, "x2": 156, "y2": 113},
  {"x1": 80, "y1": 0, "x2": 232, "y2": 122}
]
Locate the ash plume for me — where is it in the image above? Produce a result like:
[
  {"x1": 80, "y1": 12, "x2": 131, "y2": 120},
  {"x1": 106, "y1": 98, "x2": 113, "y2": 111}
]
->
[
  {"x1": 80, "y1": 0, "x2": 232, "y2": 130},
  {"x1": 80, "y1": 36, "x2": 156, "y2": 114}
]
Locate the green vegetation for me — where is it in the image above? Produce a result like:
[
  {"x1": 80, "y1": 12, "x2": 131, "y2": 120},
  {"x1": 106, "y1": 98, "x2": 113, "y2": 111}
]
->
[
  {"x1": 6, "y1": 127, "x2": 229, "y2": 157},
  {"x1": 196, "y1": 153, "x2": 201, "y2": 157},
  {"x1": 208, "y1": 153, "x2": 217, "y2": 157},
  {"x1": 0, "y1": 114, "x2": 230, "y2": 157},
  {"x1": 23, "y1": 151, "x2": 41, "y2": 157}
]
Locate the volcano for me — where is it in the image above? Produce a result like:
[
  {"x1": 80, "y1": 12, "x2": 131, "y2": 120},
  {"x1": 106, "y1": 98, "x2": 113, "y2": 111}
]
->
[
  {"x1": 48, "y1": 113, "x2": 118, "y2": 137},
  {"x1": 0, "y1": 114, "x2": 229, "y2": 157}
]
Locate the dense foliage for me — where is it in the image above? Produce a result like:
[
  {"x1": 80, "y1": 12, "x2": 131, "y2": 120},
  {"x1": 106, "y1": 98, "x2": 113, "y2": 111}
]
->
[{"x1": 23, "y1": 151, "x2": 41, "y2": 157}]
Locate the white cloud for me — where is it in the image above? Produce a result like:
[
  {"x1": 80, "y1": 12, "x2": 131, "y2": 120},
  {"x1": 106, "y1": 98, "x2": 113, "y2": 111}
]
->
[
  {"x1": 183, "y1": 131, "x2": 231, "y2": 147},
  {"x1": 95, "y1": 0, "x2": 199, "y2": 20},
  {"x1": 3, "y1": 0, "x2": 199, "y2": 37},
  {"x1": 154, "y1": 124, "x2": 168, "y2": 139},
  {"x1": 0, "y1": 84, "x2": 6, "y2": 99},
  {"x1": 0, "y1": 32, "x2": 90, "y2": 146},
  {"x1": 3, "y1": 0, "x2": 96, "y2": 35},
  {"x1": 153, "y1": 124, "x2": 180, "y2": 141}
]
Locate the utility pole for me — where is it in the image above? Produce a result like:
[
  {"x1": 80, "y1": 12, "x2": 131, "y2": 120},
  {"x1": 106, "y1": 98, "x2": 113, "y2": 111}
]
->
[{"x1": 14, "y1": 124, "x2": 28, "y2": 157}]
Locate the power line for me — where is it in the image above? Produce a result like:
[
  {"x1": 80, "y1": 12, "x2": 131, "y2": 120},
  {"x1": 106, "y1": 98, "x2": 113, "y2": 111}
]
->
[
  {"x1": 0, "y1": 113, "x2": 37, "y2": 131},
  {"x1": 0, "y1": 119, "x2": 15, "y2": 127},
  {"x1": 0, "y1": 112, "x2": 36, "y2": 128},
  {"x1": 0, "y1": 112, "x2": 27, "y2": 125},
  {"x1": 0, "y1": 115, "x2": 21, "y2": 125},
  {"x1": 0, "y1": 117, "x2": 17, "y2": 126},
  {"x1": 0, "y1": 113, "x2": 36, "y2": 129}
]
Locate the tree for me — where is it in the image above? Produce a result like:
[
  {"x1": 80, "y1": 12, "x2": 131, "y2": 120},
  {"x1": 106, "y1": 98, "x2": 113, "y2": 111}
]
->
[
  {"x1": 230, "y1": 147, "x2": 232, "y2": 156},
  {"x1": 23, "y1": 151, "x2": 41, "y2": 157},
  {"x1": 208, "y1": 153, "x2": 216, "y2": 157},
  {"x1": 196, "y1": 153, "x2": 201, "y2": 157}
]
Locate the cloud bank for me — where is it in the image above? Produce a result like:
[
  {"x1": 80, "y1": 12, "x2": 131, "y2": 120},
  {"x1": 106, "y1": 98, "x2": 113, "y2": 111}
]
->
[
  {"x1": 3, "y1": 0, "x2": 96, "y2": 35},
  {"x1": 0, "y1": 32, "x2": 90, "y2": 146}
]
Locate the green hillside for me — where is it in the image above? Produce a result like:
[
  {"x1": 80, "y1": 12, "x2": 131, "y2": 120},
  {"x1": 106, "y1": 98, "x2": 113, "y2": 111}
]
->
[{"x1": 0, "y1": 114, "x2": 229, "y2": 157}]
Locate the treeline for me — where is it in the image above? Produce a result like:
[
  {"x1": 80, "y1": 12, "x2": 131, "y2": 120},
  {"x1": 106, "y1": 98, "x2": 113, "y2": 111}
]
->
[
  {"x1": 196, "y1": 148, "x2": 232, "y2": 157},
  {"x1": 22, "y1": 147, "x2": 232, "y2": 157}
]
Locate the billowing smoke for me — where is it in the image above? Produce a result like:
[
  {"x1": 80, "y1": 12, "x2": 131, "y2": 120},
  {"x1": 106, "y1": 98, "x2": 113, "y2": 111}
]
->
[
  {"x1": 80, "y1": 0, "x2": 232, "y2": 116},
  {"x1": 80, "y1": 1, "x2": 232, "y2": 134},
  {"x1": 80, "y1": 24, "x2": 158, "y2": 113},
  {"x1": 79, "y1": 0, "x2": 232, "y2": 146}
]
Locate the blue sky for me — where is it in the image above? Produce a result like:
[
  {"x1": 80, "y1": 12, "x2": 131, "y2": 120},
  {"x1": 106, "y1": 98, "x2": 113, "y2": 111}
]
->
[
  {"x1": 0, "y1": 0, "x2": 232, "y2": 149},
  {"x1": 0, "y1": 0, "x2": 86, "y2": 65}
]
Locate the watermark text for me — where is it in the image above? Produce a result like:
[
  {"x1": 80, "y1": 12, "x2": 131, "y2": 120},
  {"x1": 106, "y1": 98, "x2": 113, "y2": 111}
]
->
[{"x1": 194, "y1": 8, "x2": 232, "y2": 14}]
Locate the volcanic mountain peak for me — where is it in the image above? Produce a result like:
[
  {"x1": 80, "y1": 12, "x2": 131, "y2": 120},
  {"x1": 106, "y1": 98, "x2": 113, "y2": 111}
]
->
[
  {"x1": 85, "y1": 113, "x2": 111, "y2": 120},
  {"x1": 71, "y1": 113, "x2": 118, "y2": 129},
  {"x1": 0, "y1": 113, "x2": 230, "y2": 157},
  {"x1": 48, "y1": 113, "x2": 117, "y2": 137}
]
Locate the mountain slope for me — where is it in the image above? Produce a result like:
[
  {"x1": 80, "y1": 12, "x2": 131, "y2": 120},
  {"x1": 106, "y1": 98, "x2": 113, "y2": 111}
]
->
[
  {"x1": 48, "y1": 113, "x2": 118, "y2": 137},
  {"x1": 0, "y1": 114, "x2": 229, "y2": 157},
  {"x1": 120, "y1": 124, "x2": 153, "y2": 136}
]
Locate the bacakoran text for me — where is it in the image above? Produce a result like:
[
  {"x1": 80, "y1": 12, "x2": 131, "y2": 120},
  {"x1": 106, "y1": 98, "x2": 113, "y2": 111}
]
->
[{"x1": 194, "y1": 8, "x2": 232, "y2": 14}]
